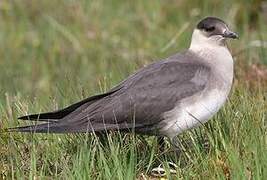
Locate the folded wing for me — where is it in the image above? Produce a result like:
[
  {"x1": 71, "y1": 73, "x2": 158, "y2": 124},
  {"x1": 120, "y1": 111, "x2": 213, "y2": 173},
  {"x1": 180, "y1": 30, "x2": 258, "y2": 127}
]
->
[{"x1": 10, "y1": 52, "x2": 211, "y2": 134}]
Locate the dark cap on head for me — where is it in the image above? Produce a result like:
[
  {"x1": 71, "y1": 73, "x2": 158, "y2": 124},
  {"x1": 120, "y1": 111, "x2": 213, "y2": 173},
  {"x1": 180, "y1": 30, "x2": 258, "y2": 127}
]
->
[
  {"x1": 197, "y1": 17, "x2": 226, "y2": 30},
  {"x1": 196, "y1": 17, "x2": 238, "y2": 39}
]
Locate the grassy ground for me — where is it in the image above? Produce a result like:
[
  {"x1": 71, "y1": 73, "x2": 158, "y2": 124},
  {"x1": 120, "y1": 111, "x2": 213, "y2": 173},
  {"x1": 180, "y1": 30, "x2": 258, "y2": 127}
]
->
[{"x1": 0, "y1": 0, "x2": 266, "y2": 179}]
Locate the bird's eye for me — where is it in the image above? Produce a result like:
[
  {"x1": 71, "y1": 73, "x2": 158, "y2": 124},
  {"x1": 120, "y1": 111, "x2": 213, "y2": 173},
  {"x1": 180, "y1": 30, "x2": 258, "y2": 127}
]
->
[{"x1": 205, "y1": 26, "x2": 215, "y2": 32}]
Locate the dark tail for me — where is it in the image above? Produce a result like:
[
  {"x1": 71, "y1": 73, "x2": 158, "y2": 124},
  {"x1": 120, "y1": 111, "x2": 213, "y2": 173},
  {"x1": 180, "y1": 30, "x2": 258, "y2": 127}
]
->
[
  {"x1": 18, "y1": 92, "x2": 114, "y2": 121},
  {"x1": 7, "y1": 122, "x2": 94, "y2": 133},
  {"x1": 7, "y1": 121, "x2": 130, "y2": 134},
  {"x1": 9, "y1": 87, "x2": 124, "y2": 133}
]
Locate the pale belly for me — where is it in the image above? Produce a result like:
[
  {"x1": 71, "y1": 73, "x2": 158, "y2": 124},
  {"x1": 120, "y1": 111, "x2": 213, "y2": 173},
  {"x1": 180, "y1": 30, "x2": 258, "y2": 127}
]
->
[
  {"x1": 160, "y1": 45, "x2": 234, "y2": 138},
  {"x1": 160, "y1": 88, "x2": 230, "y2": 139}
]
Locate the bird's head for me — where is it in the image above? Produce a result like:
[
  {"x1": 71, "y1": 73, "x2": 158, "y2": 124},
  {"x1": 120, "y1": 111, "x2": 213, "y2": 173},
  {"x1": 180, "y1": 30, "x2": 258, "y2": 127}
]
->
[{"x1": 190, "y1": 17, "x2": 238, "y2": 49}]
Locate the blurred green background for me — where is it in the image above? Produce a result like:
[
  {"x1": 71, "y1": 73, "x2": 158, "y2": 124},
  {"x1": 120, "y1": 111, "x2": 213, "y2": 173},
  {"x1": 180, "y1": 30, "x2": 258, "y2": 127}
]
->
[
  {"x1": 0, "y1": 0, "x2": 266, "y2": 103},
  {"x1": 0, "y1": 0, "x2": 266, "y2": 179}
]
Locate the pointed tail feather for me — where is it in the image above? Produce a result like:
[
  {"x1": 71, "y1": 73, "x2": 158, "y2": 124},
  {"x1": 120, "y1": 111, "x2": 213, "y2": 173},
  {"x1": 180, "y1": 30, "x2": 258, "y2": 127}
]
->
[
  {"x1": 18, "y1": 113, "x2": 61, "y2": 122},
  {"x1": 7, "y1": 122, "x2": 95, "y2": 133},
  {"x1": 8, "y1": 121, "x2": 134, "y2": 134},
  {"x1": 18, "y1": 89, "x2": 121, "y2": 122},
  {"x1": 8, "y1": 123, "x2": 66, "y2": 133}
]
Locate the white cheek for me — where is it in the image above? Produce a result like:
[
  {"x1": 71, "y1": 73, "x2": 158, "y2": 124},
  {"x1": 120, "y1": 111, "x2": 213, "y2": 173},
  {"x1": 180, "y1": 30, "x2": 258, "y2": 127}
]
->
[{"x1": 189, "y1": 29, "x2": 225, "y2": 50}]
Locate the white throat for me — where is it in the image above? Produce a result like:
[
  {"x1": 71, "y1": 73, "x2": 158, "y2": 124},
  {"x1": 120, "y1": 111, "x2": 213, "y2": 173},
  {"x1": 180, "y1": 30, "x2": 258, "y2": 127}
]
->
[
  {"x1": 188, "y1": 29, "x2": 234, "y2": 88},
  {"x1": 188, "y1": 29, "x2": 232, "y2": 66},
  {"x1": 189, "y1": 29, "x2": 226, "y2": 52}
]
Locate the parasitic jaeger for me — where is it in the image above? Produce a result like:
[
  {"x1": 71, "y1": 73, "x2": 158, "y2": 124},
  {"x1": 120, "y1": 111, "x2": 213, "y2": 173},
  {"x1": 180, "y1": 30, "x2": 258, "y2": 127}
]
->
[{"x1": 9, "y1": 17, "x2": 238, "y2": 143}]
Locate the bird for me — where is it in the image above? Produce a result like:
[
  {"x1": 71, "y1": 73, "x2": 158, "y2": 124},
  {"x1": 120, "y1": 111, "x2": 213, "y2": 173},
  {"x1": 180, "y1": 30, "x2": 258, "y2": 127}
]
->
[{"x1": 9, "y1": 17, "x2": 238, "y2": 142}]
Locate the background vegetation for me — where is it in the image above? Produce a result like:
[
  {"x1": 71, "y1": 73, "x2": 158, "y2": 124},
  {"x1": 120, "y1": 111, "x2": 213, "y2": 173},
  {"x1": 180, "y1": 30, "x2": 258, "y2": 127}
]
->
[{"x1": 0, "y1": 0, "x2": 266, "y2": 179}]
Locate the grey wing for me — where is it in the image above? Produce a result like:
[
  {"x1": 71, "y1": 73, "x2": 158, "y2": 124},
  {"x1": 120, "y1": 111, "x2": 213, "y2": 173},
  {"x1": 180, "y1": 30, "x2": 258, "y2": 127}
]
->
[
  {"x1": 10, "y1": 58, "x2": 211, "y2": 133},
  {"x1": 89, "y1": 61, "x2": 211, "y2": 134}
]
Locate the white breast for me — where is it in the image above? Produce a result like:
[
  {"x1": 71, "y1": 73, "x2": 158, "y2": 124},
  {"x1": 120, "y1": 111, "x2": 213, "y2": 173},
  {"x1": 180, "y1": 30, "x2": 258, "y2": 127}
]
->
[
  {"x1": 160, "y1": 39, "x2": 234, "y2": 139},
  {"x1": 162, "y1": 89, "x2": 231, "y2": 137},
  {"x1": 160, "y1": 88, "x2": 230, "y2": 139}
]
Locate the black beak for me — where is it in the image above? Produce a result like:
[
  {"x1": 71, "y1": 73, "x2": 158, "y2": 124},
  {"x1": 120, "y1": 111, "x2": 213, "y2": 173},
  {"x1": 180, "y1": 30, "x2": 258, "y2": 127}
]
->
[{"x1": 223, "y1": 30, "x2": 239, "y2": 39}]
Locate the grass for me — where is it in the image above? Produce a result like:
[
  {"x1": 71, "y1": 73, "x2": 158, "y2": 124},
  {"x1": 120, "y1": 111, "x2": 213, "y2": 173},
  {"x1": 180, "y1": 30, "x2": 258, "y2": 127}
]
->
[{"x1": 0, "y1": 0, "x2": 267, "y2": 179}]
